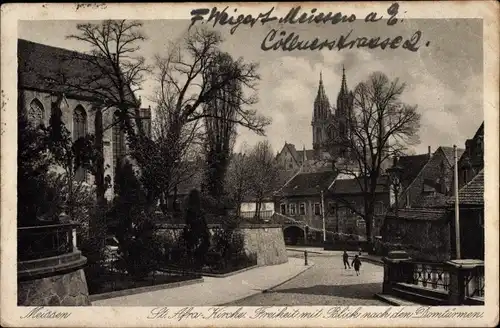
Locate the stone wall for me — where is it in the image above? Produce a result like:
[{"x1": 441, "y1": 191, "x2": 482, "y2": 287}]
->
[
  {"x1": 18, "y1": 269, "x2": 90, "y2": 306},
  {"x1": 384, "y1": 218, "x2": 452, "y2": 262},
  {"x1": 156, "y1": 223, "x2": 288, "y2": 266},
  {"x1": 240, "y1": 224, "x2": 288, "y2": 266},
  {"x1": 18, "y1": 251, "x2": 91, "y2": 306}
]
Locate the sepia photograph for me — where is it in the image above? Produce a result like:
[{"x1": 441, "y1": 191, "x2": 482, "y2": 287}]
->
[{"x1": 1, "y1": 2, "x2": 499, "y2": 327}]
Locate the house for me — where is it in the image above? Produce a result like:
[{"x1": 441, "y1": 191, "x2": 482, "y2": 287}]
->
[
  {"x1": 274, "y1": 168, "x2": 390, "y2": 245},
  {"x1": 327, "y1": 175, "x2": 390, "y2": 239},
  {"x1": 18, "y1": 39, "x2": 151, "y2": 199},
  {"x1": 449, "y1": 122, "x2": 484, "y2": 260},
  {"x1": 273, "y1": 170, "x2": 337, "y2": 244},
  {"x1": 383, "y1": 123, "x2": 484, "y2": 261},
  {"x1": 398, "y1": 146, "x2": 465, "y2": 208}
]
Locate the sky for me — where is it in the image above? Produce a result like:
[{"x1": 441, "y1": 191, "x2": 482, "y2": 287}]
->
[{"x1": 19, "y1": 18, "x2": 483, "y2": 155}]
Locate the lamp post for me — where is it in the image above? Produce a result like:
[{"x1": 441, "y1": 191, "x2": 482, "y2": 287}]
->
[{"x1": 321, "y1": 190, "x2": 326, "y2": 242}]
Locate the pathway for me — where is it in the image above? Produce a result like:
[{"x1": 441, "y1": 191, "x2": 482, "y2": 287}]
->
[
  {"x1": 92, "y1": 257, "x2": 312, "y2": 306},
  {"x1": 225, "y1": 251, "x2": 385, "y2": 306}
]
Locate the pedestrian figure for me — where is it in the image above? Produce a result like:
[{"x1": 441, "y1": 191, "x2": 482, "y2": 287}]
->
[
  {"x1": 342, "y1": 250, "x2": 351, "y2": 269},
  {"x1": 352, "y1": 255, "x2": 362, "y2": 276}
]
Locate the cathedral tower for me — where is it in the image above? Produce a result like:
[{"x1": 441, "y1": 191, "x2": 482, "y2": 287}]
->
[
  {"x1": 333, "y1": 66, "x2": 355, "y2": 158},
  {"x1": 312, "y1": 72, "x2": 331, "y2": 157}
]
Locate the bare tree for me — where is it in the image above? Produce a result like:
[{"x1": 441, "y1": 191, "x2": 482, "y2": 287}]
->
[
  {"x1": 224, "y1": 143, "x2": 253, "y2": 216},
  {"x1": 149, "y1": 27, "x2": 270, "y2": 208},
  {"x1": 202, "y1": 52, "x2": 242, "y2": 200},
  {"x1": 247, "y1": 140, "x2": 281, "y2": 219},
  {"x1": 325, "y1": 72, "x2": 421, "y2": 244}
]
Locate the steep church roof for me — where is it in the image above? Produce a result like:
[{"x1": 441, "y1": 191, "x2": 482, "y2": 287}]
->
[{"x1": 18, "y1": 38, "x2": 137, "y2": 104}]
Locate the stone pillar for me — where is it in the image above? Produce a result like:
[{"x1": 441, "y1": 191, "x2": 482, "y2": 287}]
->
[
  {"x1": 446, "y1": 259, "x2": 484, "y2": 305},
  {"x1": 382, "y1": 251, "x2": 412, "y2": 295}
]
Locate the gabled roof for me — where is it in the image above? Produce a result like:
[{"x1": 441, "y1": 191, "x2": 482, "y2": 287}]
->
[
  {"x1": 449, "y1": 169, "x2": 484, "y2": 206},
  {"x1": 439, "y1": 146, "x2": 465, "y2": 167},
  {"x1": 278, "y1": 170, "x2": 337, "y2": 197},
  {"x1": 397, "y1": 153, "x2": 430, "y2": 187},
  {"x1": 329, "y1": 175, "x2": 389, "y2": 195},
  {"x1": 18, "y1": 39, "x2": 136, "y2": 103},
  {"x1": 385, "y1": 208, "x2": 447, "y2": 221}
]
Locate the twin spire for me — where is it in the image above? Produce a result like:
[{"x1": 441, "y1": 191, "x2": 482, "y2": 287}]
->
[{"x1": 315, "y1": 65, "x2": 348, "y2": 110}]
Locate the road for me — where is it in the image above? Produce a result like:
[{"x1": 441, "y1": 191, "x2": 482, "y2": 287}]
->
[{"x1": 225, "y1": 251, "x2": 386, "y2": 306}]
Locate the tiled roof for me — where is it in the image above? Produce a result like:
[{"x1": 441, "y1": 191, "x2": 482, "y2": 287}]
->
[
  {"x1": 449, "y1": 169, "x2": 484, "y2": 206},
  {"x1": 18, "y1": 39, "x2": 136, "y2": 103},
  {"x1": 397, "y1": 154, "x2": 430, "y2": 187},
  {"x1": 329, "y1": 175, "x2": 389, "y2": 194},
  {"x1": 413, "y1": 193, "x2": 449, "y2": 208},
  {"x1": 440, "y1": 146, "x2": 465, "y2": 167},
  {"x1": 278, "y1": 171, "x2": 337, "y2": 196},
  {"x1": 385, "y1": 208, "x2": 447, "y2": 221}
]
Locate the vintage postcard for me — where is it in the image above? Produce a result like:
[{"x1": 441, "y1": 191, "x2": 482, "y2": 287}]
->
[{"x1": 1, "y1": 1, "x2": 499, "y2": 327}]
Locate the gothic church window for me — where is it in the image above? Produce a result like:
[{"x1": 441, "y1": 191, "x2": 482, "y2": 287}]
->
[
  {"x1": 29, "y1": 98, "x2": 45, "y2": 127},
  {"x1": 73, "y1": 105, "x2": 88, "y2": 182}
]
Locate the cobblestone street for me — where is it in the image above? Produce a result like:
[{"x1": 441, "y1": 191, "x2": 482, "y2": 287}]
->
[{"x1": 226, "y1": 251, "x2": 386, "y2": 306}]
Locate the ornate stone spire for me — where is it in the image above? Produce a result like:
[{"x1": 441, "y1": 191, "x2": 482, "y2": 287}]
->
[
  {"x1": 314, "y1": 72, "x2": 330, "y2": 120},
  {"x1": 340, "y1": 65, "x2": 348, "y2": 96}
]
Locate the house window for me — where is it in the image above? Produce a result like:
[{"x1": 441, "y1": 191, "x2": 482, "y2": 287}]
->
[
  {"x1": 73, "y1": 105, "x2": 88, "y2": 182},
  {"x1": 328, "y1": 202, "x2": 336, "y2": 216},
  {"x1": 299, "y1": 203, "x2": 306, "y2": 215},
  {"x1": 289, "y1": 203, "x2": 296, "y2": 216},
  {"x1": 280, "y1": 203, "x2": 286, "y2": 215},
  {"x1": 462, "y1": 170, "x2": 468, "y2": 184},
  {"x1": 314, "y1": 203, "x2": 321, "y2": 216},
  {"x1": 375, "y1": 201, "x2": 384, "y2": 215}
]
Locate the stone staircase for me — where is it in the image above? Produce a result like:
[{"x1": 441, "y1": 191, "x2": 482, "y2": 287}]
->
[{"x1": 376, "y1": 282, "x2": 448, "y2": 306}]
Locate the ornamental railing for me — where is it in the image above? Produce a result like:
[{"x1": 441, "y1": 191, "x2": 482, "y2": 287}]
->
[
  {"x1": 18, "y1": 223, "x2": 79, "y2": 262},
  {"x1": 240, "y1": 210, "x2": 274, "y2": 220},
  {"x1": 407, "y1": 261, "x2": 450, "y2": 291}
]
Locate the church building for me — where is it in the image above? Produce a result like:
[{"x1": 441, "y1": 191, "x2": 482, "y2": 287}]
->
[
  {"x1": 276, "y1": 66, "x2": 356, "y2": 173},
  {"x1": 18, "y1": 39, "x2": 151, "y2": 199}
]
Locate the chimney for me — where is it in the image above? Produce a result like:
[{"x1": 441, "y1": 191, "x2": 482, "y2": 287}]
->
[{"x1": 428, "y1": 146, "x2": 431, "y2": 157}]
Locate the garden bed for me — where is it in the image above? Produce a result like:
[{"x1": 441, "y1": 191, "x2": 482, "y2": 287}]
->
[{"x1": 87, "y1": 270, "x2": 201, "y2": 295}]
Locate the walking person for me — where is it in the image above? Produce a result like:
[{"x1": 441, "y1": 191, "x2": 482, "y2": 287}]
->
[
  {"x1": 352, "y1": 255, "x2": 362, "y2": 276},
  {"x1": 342, "y1": 250, "x2": 351, "y2": 269}
]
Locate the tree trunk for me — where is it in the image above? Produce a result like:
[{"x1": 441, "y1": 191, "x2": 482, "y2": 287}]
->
[{"x1": 92, "y1": 108, "x2": 106, "y2": 248}]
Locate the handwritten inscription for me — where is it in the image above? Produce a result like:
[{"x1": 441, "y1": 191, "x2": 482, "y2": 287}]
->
[
  {"x1": 189, "y1": 3, "x2": 430, "y2": 52},
  {"x1": 147, "y1": 306, "x2": 484, "y2": 322},
  {"x1": 21, "y1": 307, "x2": 72, "y2": 319}
]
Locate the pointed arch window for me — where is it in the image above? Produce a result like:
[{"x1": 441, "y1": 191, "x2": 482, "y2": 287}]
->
[
  {"x1": 29, "y1": 98, "x2": 45, "y2": 128},
  {"x1": 73, "y1": 106, "x2": 88, "y2": 182}
]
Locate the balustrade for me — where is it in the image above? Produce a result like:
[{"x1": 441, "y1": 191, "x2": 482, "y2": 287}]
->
[
  {"x1": 408, "y1": 261, "x2": 450, "y2": 291},
  {"x1": 18, "y1": 223, "x2": 79, "y2": 261}
]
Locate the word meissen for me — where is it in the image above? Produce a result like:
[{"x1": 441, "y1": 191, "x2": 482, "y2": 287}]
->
[{"x1": 189, "y1": 6, "x2": 356, "y2": 34}]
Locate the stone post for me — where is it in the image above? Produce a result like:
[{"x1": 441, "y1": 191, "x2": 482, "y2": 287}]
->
[
  {"x1": 72, "y1": 227, "x2": 78, "y2": 251},
  {"x1": 446, "y1": 259, "x2": 484, "y2": 305},
  {"x1": 382, "y1": 251, "x2": 412, "y2": 295}
]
